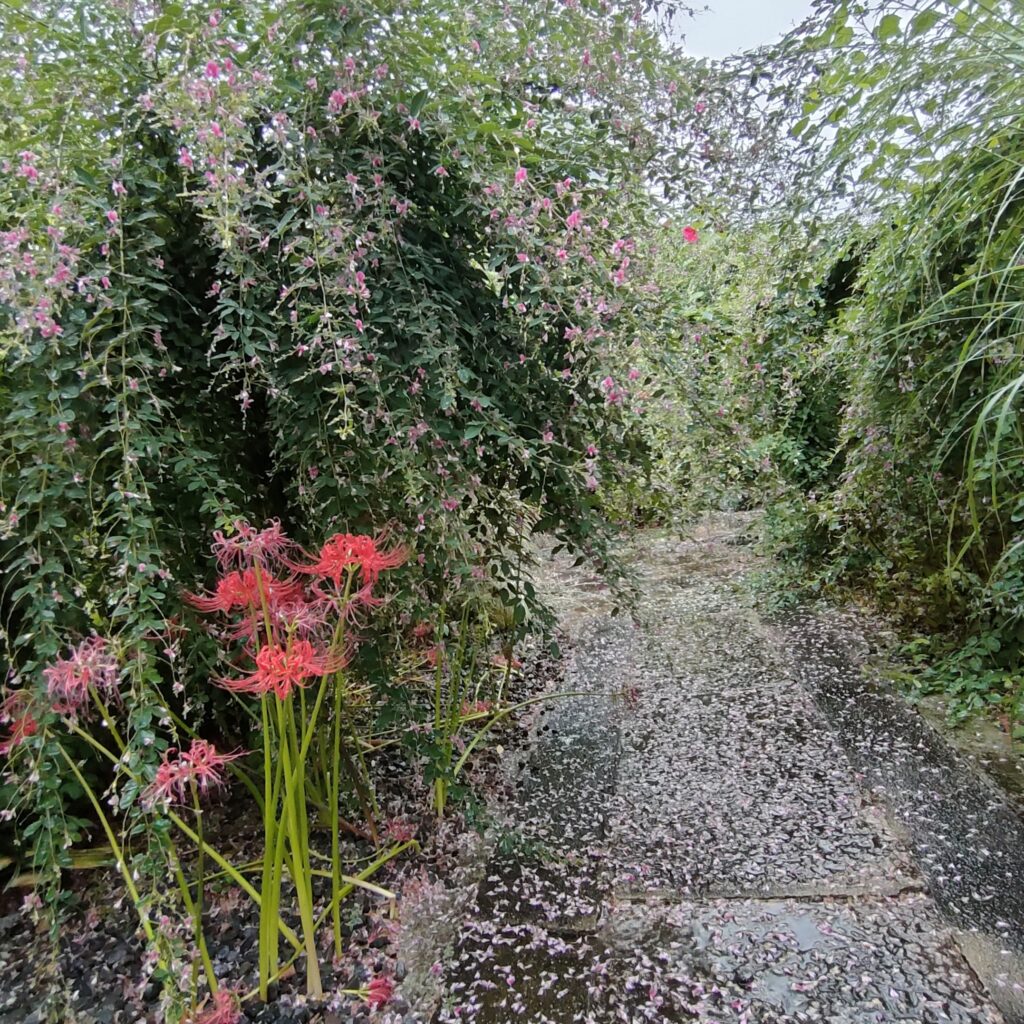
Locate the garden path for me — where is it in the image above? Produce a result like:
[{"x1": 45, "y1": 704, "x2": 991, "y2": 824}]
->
[{"x1": 426, "y1": 515, "x2": 1024, "y2": 1024}]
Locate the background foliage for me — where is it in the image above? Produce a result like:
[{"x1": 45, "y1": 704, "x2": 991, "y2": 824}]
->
[{"x1": 628, "y1": 0, "x2": 1024, "y2": 728}]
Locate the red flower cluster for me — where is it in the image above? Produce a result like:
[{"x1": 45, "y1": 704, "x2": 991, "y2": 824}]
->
[
  {"x1": 185, "y1": 569, "x2": 306, "y2": 634},
  {"x1": 43, "y1": 636, "x2": 119, "y2": 714},
  {"x1": 211, "y1": 519, "x2": 292, "y2": 570},
  {"x1": 145, "y1": 739, "x2": 244, "y2": 806},
  {"x1": 188, "y1": 522, "x2": 405, "y2": 701},
  {"x1": 220, "y1": 638, "x2": 343, "y2": 699},
  {"x1": 291, "y1": 532, "x2": 407, "y2": 594},
  {"x1": 0, "y1": 691, "x2": 38, "y2": 756},
  {"x1": 366, "y1": 974, "x2": 394, "y2": 1009}
]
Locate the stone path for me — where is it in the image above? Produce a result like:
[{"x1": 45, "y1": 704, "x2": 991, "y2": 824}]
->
[{"x1": 425, "y1": 517, "x2": 1024, "y2": 1024}]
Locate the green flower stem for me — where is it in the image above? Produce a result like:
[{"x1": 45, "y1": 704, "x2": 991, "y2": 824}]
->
[
  {"x1": 56, "y1": 743, "x2": 156, "y2": 946},
  {"x1": 452, "y1": 690, "x2": 603, "y2": 779},
  {"x1": 330, "y1": 569, "x2": 355, "y2": 959},
  {"x1": 432, "y1": 607, "x2": 446, "y2": 818},
  {"x1": 315, "y1": 840, "x2": 419, "y2": 933},
  {"x1": 88, "y1": 685, "x2": 126, "y2": 753},
  {"x1": 170, "y1": 850, "x2": 217, "y2": 997},
  {"x1": 187, "y1": 777, "x2": 217, "y2": 997},
  {"x1": 66, "y1": 722, "x2": 120, "y2": 766},
  {"x1": 66, "y1": 715, "x2": 213, "y2": 980},
  {"x1": 71, "y1": 705, "x2": 285, "y2": 971},
  {"x1": 167, "y1": 811, "x2": 302, "y2": 953},
  {"x1": 253, "y1": 554, "x2": 283, "y2": 998},
  {"x1": 276, "y1": 696, "x2": 322, "y2": 998},
  {"x1": 339, "y1": 741, "x2": 378, "y2": 844},
  {"x1": 65, "y1": 716, "x2": 273, "y2": 969},
  {"x1": 258, "y1": 693, "x2": 277, "y2": 1000}
]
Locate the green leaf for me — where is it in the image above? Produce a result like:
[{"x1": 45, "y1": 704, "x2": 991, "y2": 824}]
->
[
  {"x1": 910, "y1": 10, "x2": 942, "y2": 38},
  {"x1": 875, "y1": 14, "x2": 901, "y2": 42}
]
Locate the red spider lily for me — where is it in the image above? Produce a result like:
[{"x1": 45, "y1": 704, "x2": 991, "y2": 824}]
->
[
  {"x1": 188, "y1": 988, "x2": 242, "y2": 1024},
  {"x1": 365, "y1": 974, "x2": 394, "y2": 1009},
  {"x1": 182, "y1": 739, "x2": 246, "y2": 793},
  {"x1": 144, "y1": 739, "x2": 244, "y2": 806},
  {"x1": 410, "y1": 621, "x2": 434, "y2": 642},
  {"x1": 219, "y1": 638, "x2": 343, "y2": 700},
  {"x1": 290, "y1": 532, "x2": 406, "y2": 594},
  {"x1": 0, "y1": 691, "x2": 39, "y2": 756},
  {"x1": 310, "y1": 576, "x2": 385, "y2": 624},
  {"x1": 185, "y1": 568, "x2": 303, "y2": 617},
  {"x1": 211, "y1": 519, "x2": 293, "y2": 570},
  {"x1": 43, "y1": 636, "x2": 119, "y2": 714},
  {"x1": 267, "y1": 594, "x2": 333, "y2": 639}
]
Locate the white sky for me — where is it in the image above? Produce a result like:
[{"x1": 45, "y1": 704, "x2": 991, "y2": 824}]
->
[{"x1": 669, "y1": 0, "x2": 815, "y2": 58}]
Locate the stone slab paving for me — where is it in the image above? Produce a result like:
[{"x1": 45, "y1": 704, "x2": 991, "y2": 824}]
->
[
  {"x1": 427, "y1": 518, "x2": 1021, "y2": 1024},
  {"x1": 471, "y1": 623, "x2": 626, "y2": 933},
  {"x1": 608, "y1": 679, "x2": 917, "y2": 899},
  {"x1": 784, "y1": 610, "x2": 1024, "y2": 1020},
  {"x1": 598, "y1": 895, "x2": 1000, "y2": 1023}
]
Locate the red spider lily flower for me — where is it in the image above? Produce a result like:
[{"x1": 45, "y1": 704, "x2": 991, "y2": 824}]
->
[
  {"x1": 146, "y1": 757, "x2": 189, "y2": 806},
  {"x1": 310, "y1": 576, "x2": 385, "y2": 623},
  {"x1": 365, "y1": 974, "x2": 395, "y2": 1009},
  {"x1": 0, "y1": 692, "x2": 39, "y2": 756},
  {"x1": 291, "y1": 533, "x2": 407, "y2": 594},
  {"x1": 188, "y1": 988, "x2": 242, "y2": 1024},
  {"x1": 185, "y1": 568, "x2": 304, "y2": 617},
  {"x1": 459, "y1": 699, "x2": 493, "y2": 718},
  {"x1": 43, "y1": 636, "x2": 119, "y2": 714},
  {"x1": 182, "y1": 739, "x2": 246, "y2": 793},
  {"x1": 144, "y1": 739, "x2": 244, "y2": 806},
  {"x1": 219, "y1": 639, "x2": 343, "y2": 700},
  {"x1": 267, "y1": 594, "x2": 333, "y2": 639},
  {"x1": 211, "y1": 519, "x2": 293, "y2": 570},
  {"x1": 410, "y1": 621, "x2": 434, "y2": 642}
]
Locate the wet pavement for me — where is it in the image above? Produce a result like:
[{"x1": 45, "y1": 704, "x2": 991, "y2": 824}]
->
[{"x1": 408, "y1": 515, "x2": 1024, "y2": 1024}]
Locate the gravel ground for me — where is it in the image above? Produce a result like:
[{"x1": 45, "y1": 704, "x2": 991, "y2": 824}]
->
[{"x1": 420, "y1": 514, "x2": 1024, "y2": 1024}]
